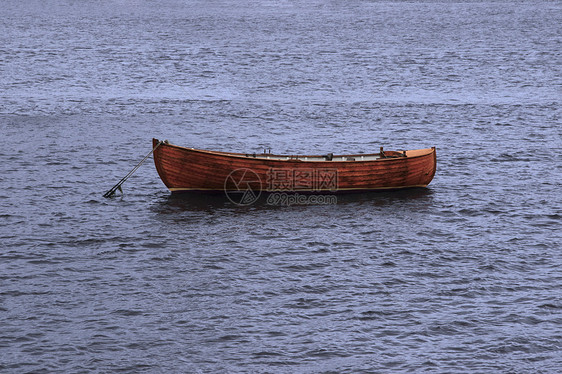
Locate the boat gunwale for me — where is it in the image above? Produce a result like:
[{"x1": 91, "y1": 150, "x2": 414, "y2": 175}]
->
[{"x1": 155, "y1": 139, "x2": 435, "y2": 164}]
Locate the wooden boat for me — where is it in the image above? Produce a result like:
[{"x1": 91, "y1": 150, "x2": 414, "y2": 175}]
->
[{"x1": 152, "y1": 138, "x2": 436, "y2": 195}]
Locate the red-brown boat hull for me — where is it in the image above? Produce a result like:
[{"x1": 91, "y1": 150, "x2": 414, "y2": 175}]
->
[{"x1": 152, "y1": 139, "x2": 436, "y2": 194}]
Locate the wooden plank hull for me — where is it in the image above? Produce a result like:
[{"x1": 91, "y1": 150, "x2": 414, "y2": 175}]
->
[{"x1": 152, "y1": 139, "x2": 436, "y2": 194}]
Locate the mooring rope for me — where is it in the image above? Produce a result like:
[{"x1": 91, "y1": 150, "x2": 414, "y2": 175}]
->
[{"x1": 103, "y1": 140, "x2": 163, "y2": 198}]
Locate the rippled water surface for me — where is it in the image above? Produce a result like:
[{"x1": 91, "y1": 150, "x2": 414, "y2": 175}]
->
[{"x1": 1, "y1": 1, "x2": 561, "y2": 372}]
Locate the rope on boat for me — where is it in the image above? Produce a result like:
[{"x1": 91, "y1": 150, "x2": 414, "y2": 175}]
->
[{"x1": 102, "y1": 140, "x2": 163, "y2": 198}]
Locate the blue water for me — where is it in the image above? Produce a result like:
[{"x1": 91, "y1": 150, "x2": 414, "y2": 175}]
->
[{"x1": 1, "y1": 1, "x2": 561, "y2": 372}]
